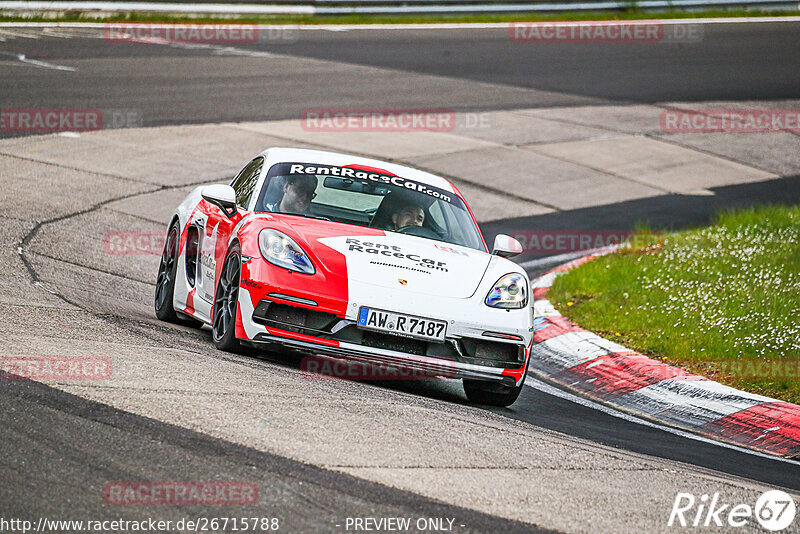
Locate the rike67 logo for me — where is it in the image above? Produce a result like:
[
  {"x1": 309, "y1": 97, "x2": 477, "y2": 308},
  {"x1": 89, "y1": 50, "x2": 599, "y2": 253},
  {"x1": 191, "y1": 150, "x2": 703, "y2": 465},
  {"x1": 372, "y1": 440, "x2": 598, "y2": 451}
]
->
[{"x1": 669, "y1": 490, "x2": 796, "y2": 531}]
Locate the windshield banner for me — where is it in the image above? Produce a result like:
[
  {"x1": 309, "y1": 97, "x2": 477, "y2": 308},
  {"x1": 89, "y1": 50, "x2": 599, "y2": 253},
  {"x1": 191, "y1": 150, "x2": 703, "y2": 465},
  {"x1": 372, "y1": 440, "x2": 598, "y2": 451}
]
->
[{"x1": 286, "y1": 163, "x2": 453, "y2": 204}]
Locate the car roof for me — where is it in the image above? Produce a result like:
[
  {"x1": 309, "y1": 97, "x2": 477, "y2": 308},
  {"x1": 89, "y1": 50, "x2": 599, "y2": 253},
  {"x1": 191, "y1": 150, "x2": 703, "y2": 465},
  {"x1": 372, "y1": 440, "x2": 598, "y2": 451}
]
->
[{"x1": 259, "y1": 147, "x2": 458, "y2": 194}]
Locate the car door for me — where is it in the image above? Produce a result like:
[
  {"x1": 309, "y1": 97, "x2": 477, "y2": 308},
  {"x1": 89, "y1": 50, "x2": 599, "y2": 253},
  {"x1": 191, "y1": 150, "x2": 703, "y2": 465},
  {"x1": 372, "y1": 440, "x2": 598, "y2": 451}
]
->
[{"x1": 195, "y1": 157, "x2": 264, "y2": 303}]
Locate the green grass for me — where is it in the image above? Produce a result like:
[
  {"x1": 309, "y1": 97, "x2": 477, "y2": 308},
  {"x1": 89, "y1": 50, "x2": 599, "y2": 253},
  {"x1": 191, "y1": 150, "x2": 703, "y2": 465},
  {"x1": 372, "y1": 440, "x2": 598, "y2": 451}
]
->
[
  {"x1": 548, "y1": 205, "x2": 800, "y2": 403},
  {"x1": 0, "y1": 9, "x2": 798, "y2": 24}
]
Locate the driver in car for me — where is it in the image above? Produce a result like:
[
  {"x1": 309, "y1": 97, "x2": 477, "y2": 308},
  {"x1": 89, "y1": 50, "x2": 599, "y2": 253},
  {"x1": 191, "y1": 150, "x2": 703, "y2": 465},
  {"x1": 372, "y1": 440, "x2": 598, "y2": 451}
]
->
[
  {"x1": 266, "y1": 175, "x2": 317, "y2": 214},
  {"x1": 387, "y1": 204, "x2": 425, "y2": 231}
]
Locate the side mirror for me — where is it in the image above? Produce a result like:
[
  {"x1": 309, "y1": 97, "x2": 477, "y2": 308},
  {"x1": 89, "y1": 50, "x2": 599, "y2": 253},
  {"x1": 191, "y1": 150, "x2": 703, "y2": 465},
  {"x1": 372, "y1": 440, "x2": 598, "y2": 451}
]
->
[
  {"x1": 201, "y1": 184, "x2": 237, "y2": 218},
  {"x1": 491, "y1": 234, "x2": 523, "y2": 258}
]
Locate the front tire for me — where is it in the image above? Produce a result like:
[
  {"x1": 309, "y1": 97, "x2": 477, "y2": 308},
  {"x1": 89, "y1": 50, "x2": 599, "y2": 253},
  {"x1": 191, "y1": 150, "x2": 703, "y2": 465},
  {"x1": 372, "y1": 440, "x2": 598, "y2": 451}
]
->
[
  {"x1": 212, "y1": 243, "x2": 243, "y2": 352},
  {"x1": 463, "y1": 373, "x2": 526, "y2": 407}
]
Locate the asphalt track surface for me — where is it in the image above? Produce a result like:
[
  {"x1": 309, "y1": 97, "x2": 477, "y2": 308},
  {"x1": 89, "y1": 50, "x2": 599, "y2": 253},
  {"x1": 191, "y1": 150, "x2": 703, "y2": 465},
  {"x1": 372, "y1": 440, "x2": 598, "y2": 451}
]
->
[
  {"x1": 1, "y1": 22, "x2": 800, "y2": 130},
  {"x1": 0, "y1": 378, "x2": 542, "y2": 533},
  {"x1": 2, "y1": 21, "x2": 800, "y2": 533}
]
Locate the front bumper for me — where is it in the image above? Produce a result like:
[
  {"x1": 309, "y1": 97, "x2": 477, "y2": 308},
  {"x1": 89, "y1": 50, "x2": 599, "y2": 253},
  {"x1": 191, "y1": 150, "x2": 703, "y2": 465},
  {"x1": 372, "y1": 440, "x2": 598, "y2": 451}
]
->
[
  {"x1": 250, "y1": 329, "x2": 523, "y2": 386},
  {"x1": 237, "y1": 288, "x2": 530, "y2": 386}
]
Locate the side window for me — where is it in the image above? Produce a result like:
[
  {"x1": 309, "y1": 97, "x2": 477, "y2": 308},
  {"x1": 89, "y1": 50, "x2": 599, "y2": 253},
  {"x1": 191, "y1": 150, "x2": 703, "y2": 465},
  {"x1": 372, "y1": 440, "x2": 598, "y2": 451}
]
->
[{"x1": 230, "y1": 157, "x2": 264, "y2": 209}]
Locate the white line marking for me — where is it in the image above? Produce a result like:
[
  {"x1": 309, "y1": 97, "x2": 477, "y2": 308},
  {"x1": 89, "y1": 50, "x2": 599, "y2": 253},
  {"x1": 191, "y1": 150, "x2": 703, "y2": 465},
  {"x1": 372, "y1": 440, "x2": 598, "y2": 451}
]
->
[
  {"x1": 524, "y1": 375, "x2": 800, "y2": 465},
  {"x1": 82, "y1": 31, "x2": 282, "y2": 57},
  {"x1": 520, "y1": 250, "x2": 592, "y2": 271},
  {"x1": 273, "y1": 17, "x2": 800, "y2": 30},
  {"x1": 521, "y1": 245, "x2": 618, "y2": 272},
  {"x1": 0, "y1": 28, "x2": 41, "y2": 38},
  {"x1": 1, "y1": 17, "x2": 800, "y2": 30},
  {"x1": 0, "y1": 50, "x2": 76, "y2": 71},
  {"x1": 0, "y1": 1, "x2": 315, "y2": 15},
  {"x1": 18, "y1": 55, "x2": 76, "y2": 71}
]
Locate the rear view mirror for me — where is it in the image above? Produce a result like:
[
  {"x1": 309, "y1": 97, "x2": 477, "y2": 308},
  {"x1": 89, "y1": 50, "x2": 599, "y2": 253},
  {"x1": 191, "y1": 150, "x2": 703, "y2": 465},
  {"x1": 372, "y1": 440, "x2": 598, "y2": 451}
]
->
[
  {"x1": 491, "y1": 234, "x2": 523, "y2": 258},
  {"x1": 201, "y1": 184, "x2": 237, "y2": 218},
  {"x1": 323, "y1": 177, "x2": 390, "y2": 196}
]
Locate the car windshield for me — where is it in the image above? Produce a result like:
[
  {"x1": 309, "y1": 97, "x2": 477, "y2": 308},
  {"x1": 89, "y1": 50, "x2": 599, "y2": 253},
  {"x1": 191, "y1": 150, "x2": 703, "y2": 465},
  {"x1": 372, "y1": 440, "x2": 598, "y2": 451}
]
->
[{"x1": 255, "y1": 162, "x2": 486, "y2": 251}]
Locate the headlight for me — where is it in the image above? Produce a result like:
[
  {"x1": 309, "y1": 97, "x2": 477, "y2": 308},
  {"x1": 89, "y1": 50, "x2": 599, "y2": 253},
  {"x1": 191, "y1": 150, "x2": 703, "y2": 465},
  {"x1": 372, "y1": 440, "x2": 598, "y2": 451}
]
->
[
  {"x1": 258, "y1": 229, "x2": 315, "y2": 274},
  {"x1": 485, "y1": 273, "x2": 528, "y2": 309}
]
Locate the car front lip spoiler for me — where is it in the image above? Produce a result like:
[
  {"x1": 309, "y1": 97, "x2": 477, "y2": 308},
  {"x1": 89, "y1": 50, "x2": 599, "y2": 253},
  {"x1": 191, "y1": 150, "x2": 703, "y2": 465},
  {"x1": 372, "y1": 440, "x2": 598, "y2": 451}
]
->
[{"x1": 250, "y1": 332, "x2": 520, "y2": 386}]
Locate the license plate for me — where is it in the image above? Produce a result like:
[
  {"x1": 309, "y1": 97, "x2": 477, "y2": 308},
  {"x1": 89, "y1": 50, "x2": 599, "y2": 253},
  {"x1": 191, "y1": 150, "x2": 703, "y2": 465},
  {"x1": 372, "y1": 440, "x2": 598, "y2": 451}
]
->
[{"x1": 357, "y1": 307, "x2": 447, "y2": 342}]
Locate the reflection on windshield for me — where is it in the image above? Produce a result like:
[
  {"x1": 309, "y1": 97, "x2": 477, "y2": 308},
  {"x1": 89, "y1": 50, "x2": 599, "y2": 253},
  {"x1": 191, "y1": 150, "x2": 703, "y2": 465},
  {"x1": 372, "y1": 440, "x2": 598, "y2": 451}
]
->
[{"x1": 255, "y1": 162, "x2": 485, "y2": 251}]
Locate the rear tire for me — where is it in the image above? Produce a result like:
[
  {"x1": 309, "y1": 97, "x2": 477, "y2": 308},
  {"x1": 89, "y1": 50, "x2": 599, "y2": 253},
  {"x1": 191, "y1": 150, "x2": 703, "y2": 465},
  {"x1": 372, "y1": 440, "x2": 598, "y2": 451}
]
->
[
  {"x1": 212, "y1": 243, "x2": 243, "y2": 353},
  {"x1": 463, "y1": 373, "x2": 526, "y2": 407},
  {"x1": 154, "y1": 222, "x2": 202, "y2": 327}
]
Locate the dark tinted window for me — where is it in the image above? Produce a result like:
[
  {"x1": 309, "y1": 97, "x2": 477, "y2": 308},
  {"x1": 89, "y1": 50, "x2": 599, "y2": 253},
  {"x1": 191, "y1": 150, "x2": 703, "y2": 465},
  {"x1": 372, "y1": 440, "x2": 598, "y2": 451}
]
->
[
  {"x1": 230, "y1": 157, "x2": 264, "y2": 209},
  {"x1": 254, "y1": 162, "x2": 485, "y2": 251}
]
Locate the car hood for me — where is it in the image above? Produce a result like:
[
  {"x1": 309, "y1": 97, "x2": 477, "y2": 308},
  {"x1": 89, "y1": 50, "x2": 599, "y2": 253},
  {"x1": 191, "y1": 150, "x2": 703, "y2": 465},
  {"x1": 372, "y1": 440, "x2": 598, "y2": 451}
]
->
[
  {"x1": 316, "y1": 232, "x2": 491, "y2": 299},
  {"x1": 241, "y1": 215, "x2": 493, "y2": 299}
]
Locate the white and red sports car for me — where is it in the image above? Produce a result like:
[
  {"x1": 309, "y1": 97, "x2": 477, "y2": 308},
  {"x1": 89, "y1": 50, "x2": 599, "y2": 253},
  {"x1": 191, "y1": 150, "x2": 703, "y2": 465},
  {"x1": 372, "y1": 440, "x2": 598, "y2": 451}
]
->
[{"x1": 155, "y1": 148, "x2": 532, "y2": 406}]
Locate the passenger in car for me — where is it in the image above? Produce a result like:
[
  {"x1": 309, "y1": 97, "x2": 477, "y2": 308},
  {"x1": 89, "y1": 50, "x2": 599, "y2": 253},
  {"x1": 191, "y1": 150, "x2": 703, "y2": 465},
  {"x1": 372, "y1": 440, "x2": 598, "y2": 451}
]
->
[{"x1": 386, "y1": 203, "x2": 425, "y2": 231}]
